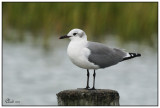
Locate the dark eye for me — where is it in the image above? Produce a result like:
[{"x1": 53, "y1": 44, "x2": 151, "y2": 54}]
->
[{"x1": 73, "y1": 33, "x2": 77, "y2": 36}]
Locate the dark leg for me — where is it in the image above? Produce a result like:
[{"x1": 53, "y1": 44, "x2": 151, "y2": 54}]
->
[
  {"x1": 86, "y1": 69, "x2": 90, "y2": 89},
  {"x1": 91, "y1": 70, "x2": 96, "y2": 90}
]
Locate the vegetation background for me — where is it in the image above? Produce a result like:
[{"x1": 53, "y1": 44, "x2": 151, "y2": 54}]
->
[{"x1": 3, "y1": 2, "x2": 158, "y2": 48}]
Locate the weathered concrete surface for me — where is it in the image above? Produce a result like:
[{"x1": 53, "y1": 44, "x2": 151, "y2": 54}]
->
[{"x1": 57, "y1": 89, "x2": 120, "y2": 106}]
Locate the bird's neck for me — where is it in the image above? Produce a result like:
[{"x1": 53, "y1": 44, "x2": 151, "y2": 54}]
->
[
  {"x1": 70, "y1": 39, "x2": 87, "y2": 46},
  {"x1": 68, "y1": 39, "x2": 88, "y2": 51}
]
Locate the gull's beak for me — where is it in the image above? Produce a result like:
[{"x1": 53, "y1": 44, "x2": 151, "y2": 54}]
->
[{"x1": 59, "y1": 35, "x2": 71, "y2": 39}]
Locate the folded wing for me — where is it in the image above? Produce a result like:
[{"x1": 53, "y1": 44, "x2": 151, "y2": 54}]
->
[{"x1": 87, "y1": 41, "x2": 127, "y2": 68}]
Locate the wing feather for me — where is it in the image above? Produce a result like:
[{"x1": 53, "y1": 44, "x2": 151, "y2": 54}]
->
[{"x1": 87, "y1": 41, "x2": 127, "y2": 68}]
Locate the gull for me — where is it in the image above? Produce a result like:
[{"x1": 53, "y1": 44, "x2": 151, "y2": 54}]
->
[{"x1": 59, "y1": 28, "x2": 141, "y2": 90}]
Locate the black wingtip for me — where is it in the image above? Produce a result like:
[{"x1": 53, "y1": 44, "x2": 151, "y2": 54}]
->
[
  {"x1": 137, "y1": 53, "x2": 141, "y2": 57},
  {"x1": 122, "y1": 53, "x2": 141, "y2": 62}
]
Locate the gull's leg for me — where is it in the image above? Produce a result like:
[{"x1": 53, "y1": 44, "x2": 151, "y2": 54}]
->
[
  {"x1": 91, "y1": 70, "x2": 96, "y2": 90},
  {"x1": 86, "y1": 69, "x2": 90, "y2": 89}
]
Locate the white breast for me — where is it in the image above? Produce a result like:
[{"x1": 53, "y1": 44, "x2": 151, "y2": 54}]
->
[{"x1": 67, "y1": 40, "x2": 99, "y2": 69}]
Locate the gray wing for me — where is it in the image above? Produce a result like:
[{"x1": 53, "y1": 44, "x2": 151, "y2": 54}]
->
[{"x1": 87, "y1": 41, "x2": 127, "y2": 68}]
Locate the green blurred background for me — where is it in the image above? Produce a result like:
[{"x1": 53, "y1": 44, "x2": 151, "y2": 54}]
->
[{"x1": 2, "y1": 2, "x2": 158, "y2": 48}]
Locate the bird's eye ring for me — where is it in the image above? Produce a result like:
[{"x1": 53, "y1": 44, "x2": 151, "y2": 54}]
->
[{"x1": 73, "y1": 33, "x2": 77, "y2": 36}]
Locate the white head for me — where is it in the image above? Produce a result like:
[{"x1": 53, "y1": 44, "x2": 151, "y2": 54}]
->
[{"x1": 59, "y1": 28, "x2": 87, "y2": 41}]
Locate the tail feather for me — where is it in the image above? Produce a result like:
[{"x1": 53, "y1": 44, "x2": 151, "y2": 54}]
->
[{"x1": 122, "y1": 53, "x2": 141, "y2": 61}]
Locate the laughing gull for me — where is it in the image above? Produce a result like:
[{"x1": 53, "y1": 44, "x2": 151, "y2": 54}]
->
[{"x1": 59, "y1": 28, "x2": 141, "y2": 90}]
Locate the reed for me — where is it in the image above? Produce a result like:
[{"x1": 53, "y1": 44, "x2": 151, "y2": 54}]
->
[{"x1": 2, "y1": 2, "x2": 158, "y2": 46}]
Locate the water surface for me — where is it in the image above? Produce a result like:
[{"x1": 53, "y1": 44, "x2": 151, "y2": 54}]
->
[{"x1": 3, "y1": 36, "x2": 157, "y2": 105}]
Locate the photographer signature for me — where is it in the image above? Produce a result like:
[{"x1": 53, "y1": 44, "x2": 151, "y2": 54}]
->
[{"x1": 5, "y1": 98, "x2": 20, "y2": 104}]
